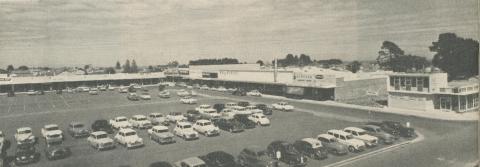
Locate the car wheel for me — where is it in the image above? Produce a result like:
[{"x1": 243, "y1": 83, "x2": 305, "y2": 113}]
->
[{"x1": 348, "y1": 146, "x2": 356, "y2": 153}]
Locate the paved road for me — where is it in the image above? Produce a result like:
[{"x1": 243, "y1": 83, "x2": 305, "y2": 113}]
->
[{"x1": 0, "y1": 87, "x2": 477, "y2": 167}]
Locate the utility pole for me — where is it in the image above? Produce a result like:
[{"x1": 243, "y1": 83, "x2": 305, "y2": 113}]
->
[{"x1": 274, "y1": 58, "x2": 278, "y2": 83}]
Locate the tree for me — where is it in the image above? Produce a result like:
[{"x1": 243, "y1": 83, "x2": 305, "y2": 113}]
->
[
  {"x1": 104, "y1": 67, "x2": 116, "y2": 74},
  {"x1": 115, "y1": 61, "x2": 121, "y2": 69},
  {"x1": 83, "y1": 65, "x2": 90, "y2": 75},
  {"x1": 346, "y1": 61, "x2": 362, "y2": 73},
  {"x1": 256, "y1": 60, "x2": 264, "y2": 66},
  {"x1": 123, "y1": 60, "x2": 131, "y2": 73},
  {"x1": 168, "y1": 61, "x2": 179, "y2": 67},
  {"x1": 377, "y1": 41, "x2": 405, "y2": 70},
  {"x1": 6, "y1": 65, "x2": 14, "y2": 73},
  {"x1": 17, "y1": 65, "x2": 29, "y2": 71},
  {"x1": 148, "y1": 65, "x2": 154, "y2": 71},
  {"x1": 298, "y1": 54, "x2": 313, "y2": 66},
  {"x1": 390, "y1": 55, "x2": 430, "y2": 72},
  {"x1": 131, "y1": 59, "x2": 138, "y2": 73},
  {"x1": 430, "y1": 33, "x2": 479, "y2": 80}
]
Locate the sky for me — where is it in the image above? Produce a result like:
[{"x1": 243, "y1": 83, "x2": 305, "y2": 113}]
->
[{"x1": 0, "y1": 0, "x2": 478, "y2": 68}]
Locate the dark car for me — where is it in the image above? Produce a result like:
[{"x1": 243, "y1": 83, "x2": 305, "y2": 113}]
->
[
  {"x1": 293, "y1": 138, "x2": 328, "y2": 160},
  {"x1": 213, "y1": 103, "x2": 225, "y2": 112},
  {"x1": 185, "y1": 110, "x2": 202, "y2": 122},
  {"x1": 237, "y1": 101, "x2": 250, "y2": 107},
  {"x1": 266, "y1": 141, "x2": 307, "y2": 167},
  {"x1": 233, "y1": 115, "x2": 256, "y2": 129},
  {"x1": 367, "y1": 121, "x2": 415, "y2": 138},
  {"x1": 232, "y1": 90, "x2": 246, "y2": 96},
  {"x1": 200, "y1": 151, "x2": 237, "y2": 167},
  {"x1": 44, "y1": 145, "x2": 71, "y2": 161},
  {"x1": 68, "y1": 122, "x2": 90, "y2": 138},
  {"x1": 213, "y1": 118, "x2": 244, "y2": 133},
  {"x1": 237, "y1": 146, "x2": 280, "y2": 167},
  {"x1": 255, "y1": 104, "x2": 273, "y2": 115},
  {"x1": 91, "y1": 119, "x2": 114, "y2": 134},
  {"x1": 14, "y1": 144, "x2": 40, "y2": 165},
  {"x1": 149, "y1": 161, "x2": 173, "y2": 167}
]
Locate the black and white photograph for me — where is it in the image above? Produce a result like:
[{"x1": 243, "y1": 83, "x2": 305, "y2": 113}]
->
[{"x1": 0, "y1": 0, "x2": 478, "y2": 167}]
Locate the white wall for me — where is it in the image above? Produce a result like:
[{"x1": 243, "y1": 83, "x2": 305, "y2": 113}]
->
[
  {"x1": 388, "y1": 93, "x2": 435, "y2": 111},
  {"x1": 218, "y1": 70, "x2": 293, "y2": 83}
]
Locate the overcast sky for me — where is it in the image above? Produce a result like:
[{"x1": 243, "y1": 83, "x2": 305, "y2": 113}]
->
[{"x1": 0, "y1": 0, "x2": 478, "y2": 68}]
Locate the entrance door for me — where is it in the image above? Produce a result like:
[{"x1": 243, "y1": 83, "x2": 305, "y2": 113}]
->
[{"x1": 440, "y1": 97, "x2": 451, "y2": 111}]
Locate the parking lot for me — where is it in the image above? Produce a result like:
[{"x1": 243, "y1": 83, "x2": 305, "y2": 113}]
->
[{"x1": 0, "y1": 86, "x2": 472, "y2": 167}]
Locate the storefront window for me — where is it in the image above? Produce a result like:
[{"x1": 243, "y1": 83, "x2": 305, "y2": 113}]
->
[
  {"x1": 460, "y1": 96, "x2": 466, "y2": 110},
  {"x1": 468, "y1": 94, "x2": 474, "y2": 108}
]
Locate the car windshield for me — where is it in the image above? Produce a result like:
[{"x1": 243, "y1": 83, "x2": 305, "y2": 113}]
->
[
  {"x1": 73, "y1": 124, "x2": 84, "y2": 128},
  {"x1": 172, "y1": 112, "x2": 181, "y2": 116},
  {"x1": 206, "y1": 110, "x2": 216, "y2": 113},
  {"x1": 260, "y1": 115, "x2": 266, "y2": 118},
  {"x1": 137, "y1": 117, "x2": 147, "y2": 121},
  {"x1": 152, "y1": 114, "x2": 163, "y2": 118},
  {"x1": 183, "y1": 125, "x2": 192, "y2": 128},
  {"x1": 358, "y1": 131, "x2": 366, "y2": 135},
  {"x1": 157, "y1": 129, "x2": 169, "y2": 133},
  {"x1": 118, "y1": 118, "x2": 127, "y2": 122},
  {"x1": 236, "y1": 108, "x2": 245, "y2": 111},
  {"x1": 203, "y1": 122, "x2": 212, "y2": 126},
  {"x1": 46, "y1": 127, "x2": 59, "y2": 131},
  {"x1": 48, "y1": 134, "x2": 60, "y2": 138},
  {"x1": 125, "y1": 132, "x2": 136, "y2": 136},
  {"x1": 97, "y1": 134, "x2": 108, "y2": 139},
  {"x1": 19, "y1": 130, "x2": 32, "y2": 134},
  {"x1": 346, "y1": 135, "x2": 354, "y2": 139}
]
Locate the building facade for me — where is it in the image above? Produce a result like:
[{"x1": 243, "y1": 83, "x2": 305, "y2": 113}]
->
[{"x1": 388, "y1": 73, "x2": 479, "y2": 112}]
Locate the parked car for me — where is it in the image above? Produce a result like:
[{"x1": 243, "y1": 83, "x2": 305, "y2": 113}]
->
[
  {"x1": 127, "y1": 93, "x2": 140, "y2": 101},
  {"x1": 140, "y1": 92, "x2": 152, "y2": 100},
  {"x1": 158, "y1": 90, "x2": 171, "y2": 98},
  {"x1": 200, "y1": 85, "x2": 209, "y2": 90},
  {"x1": 14, "y1": 143, "x2": 40, "y2": 165},
  {"x1": 15, "y1": 127, "x2": 36, "y2": 145},
  {"x1": 293, "y1": 138, "x2": 328, "y2": 160},
  {"x1": 327, "y1": 130, "x2": 365, "y2": 152},
  {"x1": 199, "y1": 151, "x2": 236, "y2": 167},
  {"x1": 174, "y1": 157, "x2": 207, "y2": 167},
  {"x1": 44, "y1": 145, "x2": 71, "y2": 160},
  {"x1": 245, "y1": 105, "x2": 263, "y2": 114},
  {"x1": 150, "y1": 161, "x2": 173, "y2": 167},
  {"x1": 91, "y1": 119, "x2": 114, "y2": 134},
  {"x1": 231, "y1": 106, "x2": 252, "y2": 115},
  {"x1": 41, "y1": 124, "x2": 63, "y2": 145},
  {"x1": 233, "y1": 115, "x2": 256, "y2": 129},
  {"x1": 114, "y1": 128, "x2": 144, "y2": 149},
  {"x1": 173, "y1": 122, "x2": 199, "y2": 140},
  {"x1": 255, "y1": 104, "x2": 273, "y2": 115},
  {"x1": 367, "y1": 121, "x2": 415, "y2": 138},
  {"x1": 225, "y1": 102, "x2": 238, "y2": 109},
  {"x1": 67, "y1": 122, "x2": 90, "y2": 138},
  {"x1": 237, "y1": 101, "x2": 250, "y2": 107},
  {"x1": 237, "y1": 146, "x2": 280, "y2": 167},
  {"x1": 148, "y1": 126, "x2": 175, "y2": 144},
  {"x1": 180, "y1": 96, "x2": 198, "y2": 104},
  {"x1": 27, "y1": 90, "x2": 36, "y2": 95},
  {"x1": 185, "y1": 110, "x2": 202, "y2": 122},
  {"x1": 77, "y1": 87, "x2": 90, "y2": 92},
  {"x1": 89, "y1": 89, "x2": 98, "y2": 95},
  {"x1": 213, "y1": 118, "x2": 244, "y2": 133},
  {"x1": 87, "y1": 131, "x2": 116, "y2": 151},
  {"x1": 272, "y1": 102, "x2": 294, "y2": 111},
  {"x1": 129, "y1": 115, "x2": 153, "y2": 129},
  {"x1": 199, "y1": 108, "x2": 221, "y2": 120},
  {"x1": 166, "y1": 112, "x2": 187, "y2": 123},
  {"x1": 248, "y1": 113, "x2": 270, "y2": 126},
  {"x1": 316, "y1": 134, "x2": 348, "y2": 155},
  {"x1": 190, "y1": 90, "x2": 198, "y2": 96},
  {"x1": 343, "y1": 127, "x2": 378, "y2": 147},
  {"x1": 148, "y1": 113, "x2": 169, "y2": 126},
  {"x1": 193, "y1": 120, "x2": 220, "y2": 137},
  {"x1": 359, "y1": 125, "x2": 395, "y2": 144},
  {"x1": 213, "y1": 103, "x2": 225, "y2": 112},
  {"x1": 232, "y1": 90, "x2": 247, "y2": 96},
  {"x1": 109, "y1": 116, "x2": 133, "y2": 129},
  {"x1": 0, "y1": 131, "x2": 5, "y2": 152},
  {"x1": 119, "y1": 87, "x2": 129, "y2": 93},
  {"x1": 246, "y1": 90, "x2": 262, "y2": 97},
  {"x1": 266, "y1": 141, "x2": 308, "y2": 166},
  {"x1": 177, "y1": 89, "x2": 190, "y2": 97},
  {"x1": 219, "y1": 109, "x2": 236, "y2": 119}
]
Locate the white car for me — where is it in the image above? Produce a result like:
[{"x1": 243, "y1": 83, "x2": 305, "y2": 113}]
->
[
  {"x1": 327, "y1": 129, "x2": 366, "y2": 152},
  {"x1": 109, "y1": 116, "x2": 132, "y2": 129},
  {"x1": 248, "y1": 113, "x2": 270, "y2": 126},
  {"x1": 14, "y1": 127, "x2": 36, "y2": 145},
  {"x1": 114, "y1": 128, "x2": 144, "y2": 149},
  {"x1": 227, "y1": 88, "x2": 237, "y2": 92},
  {"x1": 158, "y1": 90, "x2": 171, "y2": 98},
  {"x1": 166, "y1": 112, "x2": 187, "y2": 123},
  {"x1": 225, "y1": 102, "x2": 238, "y2": 109},
  {"x1": 129, "y1": 115, "x2": 153, "y2": 129},
  {"x1": 190, "y1": 90, "x2": 198, "y2": 96},
  {"x1": 98, "y1": 86, "x2": 107, "y2": 91},
  {"x1": 344, "y1": 127, "x2": 378, "y2": 147},
  {"x1": 173, "y1": 122, "x2": 199, "y2": 140},
  {"x1": 231, "y1": 106, "x2": 252, "y2": 115},
  {"x1": 180, "y1": 96, "x2": 197, "y2": 104},
  {"x1": 272, "y1": 102, "x2": 294, "y2": 111},
  {"x1": 199, "y1": 108, "x2": 221, "y2": 120},
  {"x1": 77, "y1": 87, "x2": 90, "y2": 92},
  {"x1": 89, "y1": 90, "x2": 98, "y2": 95},
  {"x1": 245, "y1": 105, "x2": 263, "y2": 114},
  {"x1": 193, "y1": 120, "x2": 220, "y2": 137},
  {"x1": 132, "y1": 84, "x2": 142, "y2": 89},
  {"x1": 87, "y1": 131, "x2": 115, "y2": 150},
  {"x1": 108, "y1": 86, "x2": 115, "y2": 91},
  {"x1": 199, "y1": 85, "x2": 209, "y2": 90},
  {"x1": 0, "y1": 131, "x2": 4, "y2": 151},
  {"x1": 139, "y1": 92, "x2": 151, "y2": 100},
  {"x1": 220, "y1": 109, "x2": 236, "y2": 119},
  {"x1": 147, "y1": 126, "x2": 175, "y2": 144},
  {"x1": 246, "y1": 90, "x2": 262, "y2": 96},
  {"x1": 217, "y1": 87, "x2": 227, "y2": 92},
  {"x1": 41, "y1": 124, "x2": 63, "y2": 144},
  {"x1": 27, "y1": 90, "x2": 36, "y2": 95},
  {"x1": 118, "y1": 87, "x2": 129, "y2": 93},
  {"x1": 195, "y1": 104, "x2": 212, "y2": 113},
  {"x1": 177, "y1": 89, "x2": 190, "y2": 97},
  {"x1": 148, "y1": 113, "x2": 169, "y2": 126}
]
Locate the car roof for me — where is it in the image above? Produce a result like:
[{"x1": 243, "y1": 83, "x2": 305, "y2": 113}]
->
[
  {"x1": 44, "y1": 124, "x2": 59, "y2": 128},
  {"x1": 181, "y1": 157, "x2": 205, "y2": 165},
  {"x1": 152, "y1": 126, "x2": 169, "y2": 131},
  {"x1": 317, "y1": 134, "x2": 335, "y2": 139},
  {"x1": 361, "y1": 124, "x2": 380, "y2": 129},
  {"x1": 226, "y1": 102, "x2": 237, "y2": 105},
  {"x1": 232, "y1": 106, "x2": 245, "y2": 109},
  {"x1": 17, "y1": 127, "x2": 32, "y2": 131},
  {"x1": 196, "y1": 120, "x2": 211, "y2": 123},
  {"x1": 150, "y1": 113, "x2": 162, "y2": 116},
  {"x1": 91, "y1": 131, "x2": 107, "y2": 136},
  {"x1": 177, "y1": 122, "x2": 192, "y2": 126},
  {"x1": 328, "y1": 129, "x2": 351, "y2": 136},
  {"x1": 118, "y1": 128, "x2": 135, "y2": 133},
  {"x1": 199, "y1": 104, "x2": 210, "y2": 107},
  {"x1": 344, "y1": 127, "x2": 366, "y2": 132},
  {"x1": 301, "y1": 138, "x2": 321, "y2": 145},
  {"x1": 132, "y1": 115, "x2": 147, "y2": 118}
]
